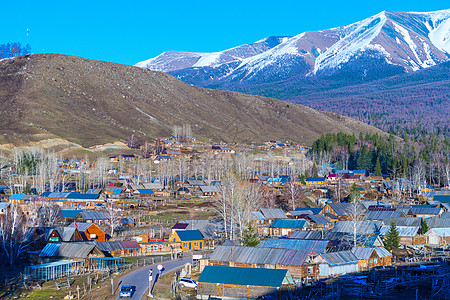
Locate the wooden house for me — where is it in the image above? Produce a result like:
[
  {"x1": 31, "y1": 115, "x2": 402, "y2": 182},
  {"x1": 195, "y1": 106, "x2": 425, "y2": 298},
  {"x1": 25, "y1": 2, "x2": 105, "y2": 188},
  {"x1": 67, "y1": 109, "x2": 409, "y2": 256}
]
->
[
  {"x1": 313, "y1": 250, "x2": 359, "y2": 278},
  {"x1": 197, "y1": 266, "x2": 294, "y2": 299},
  {"x1": 96, "y1": 241, "x2": 141, "y2": 257},
  {"x1": 76, "y1": 211, "x2": 109, "y2": 225},
  {"x1": 68, "y1": 222, "x2": 106, "y2": 242},
  {"x1": 60, "y1": 209, "x2": 83, "y2": 223},
  {"x1": 320, "y1": 203, "x2": 366, "y2": 221},
  {"x1": 351, "y1": 247, "x2": 392, "y2": 271},
  {"x1": 425, "y1": 228, "x2": 450, "y2": 246},
  {"x1": 379, "y1": 225, "x2": 423, "y2": 245},
  {"x1": 251, "y1": 208, "x2": 287, "y2": 236},
  {"x1": 121, "y1": 154, "x2": 135, "y2": 161},
  {"x1": 200, "y1": 185, "x2": 220, "y2": 196},
  {"x1": 205, "y1": 245, "x2": 314, "y2": 281},
  {"x1": 269, "y1": 219, "x2": 309, "y2": 237},
  {"x1": 39, "y1": 242, "x2": 104, "y2": 263},
  {"x1": 139, "y1": 240, "x2": 182, "y2": 255},
  {"x1": 305, "y1": 177, "x2": 327, "y2": 185},
  {"x1": 169, "y1": 230, "x2": 204, "y2": 250}
]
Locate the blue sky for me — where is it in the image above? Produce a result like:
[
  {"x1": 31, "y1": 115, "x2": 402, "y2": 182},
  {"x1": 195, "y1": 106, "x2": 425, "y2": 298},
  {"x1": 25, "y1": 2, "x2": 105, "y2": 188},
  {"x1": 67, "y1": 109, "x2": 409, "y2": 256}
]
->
[{"x1": 2, "y1": 0, "x2": 448, "y2": 65}]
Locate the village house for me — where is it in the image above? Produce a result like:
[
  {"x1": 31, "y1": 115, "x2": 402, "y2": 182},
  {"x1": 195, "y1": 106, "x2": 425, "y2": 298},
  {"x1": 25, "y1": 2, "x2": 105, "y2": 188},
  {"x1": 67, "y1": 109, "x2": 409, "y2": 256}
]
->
[
  {"x1": 351, "y1": 247, "x2": 392, "y2": 271},
  {"x1": 269, "y1": 219, "x2": 310, "y2": 237},
  {"x1": 258, "y1": 238, "x2": 329, "y2": 255},
  {"x1": 199, "y1": 185, "x2": 220, "y2": 197},
  {"x1": 379, "y1": 225, "x2": 423, "y2": 246},
  {"x1": 76, "y1": 211, "x2": 109, "y2": 225},
  {"x1": 425, "y1": 228, "x2": 450, "y2": 246},
  {"x1": 39, "y1": 242, "x2": 105, "y2": 264},
  {"x1": 251, "y1": 208, "x2": 287, "y2": 236},
  {"x1": 95, "y1": 241, "x2": 141, "y2": 257},
  {"x1": 68, "y1": 222, "x2": 107, "y2": 242},
  {"x1": 169, "y1": 230, "x2": 204, "y2": 250},
  {"x1": 305, "y1": 177, "x2": 327, "y2": 185},
  {"x1": 313, "y1": 250, "x2": 359, "y2": 278},
  {"x1": 320, "y1": 202, "x2": 367, "y2": 221},
  {"x1": 60, "y1": 209, "x2": 83, "y2": 223},
  {"x1": 204, "y1": 245, "x2": 315, "y2": 281},
  {"x1": 197, "y1": 266, "x2": 294, "y2": 299}
]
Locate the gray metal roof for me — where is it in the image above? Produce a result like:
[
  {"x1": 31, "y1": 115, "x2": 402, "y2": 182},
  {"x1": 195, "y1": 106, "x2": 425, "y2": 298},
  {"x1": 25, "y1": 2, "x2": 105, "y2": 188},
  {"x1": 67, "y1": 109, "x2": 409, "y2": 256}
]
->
[
  {"x1": 288, "y1": 210, "x2": 314, "y2": 216},
  {"x1": 142, "y1": 182, "x2": 164, "y2": 190},
  {"x1": 260, "y1": 208, "x2": 287, "y2": 219},
  {"x1": 374, "y1": 247, "x2": 392, "y2": 258},
  {"x1": 379, "y1": 225, "x2": 419, "y2": 237},
  {"x1": 351, "y1": 247, "x2": 374, "y2": 260},
  {"x1": 68, "y1": 222, "x2": 95, "y2": 233},
  {"x1": 427, "y1": 228, "x2": 450, "y2": 237},
  {"x1": 318, "y1": 250, "x2": 359, "y2": 265},
  {"x1": 307, "y1": 214, "x2": 331, "y2": 224},
  {"x1": 200, "y1": 185, "x2": 220, "y2": 193},
  {"x1": 258, "y1": 238, "x2": 328, "y2": 253},
  {"x1": 54, "y1": 227, "x2": 78, "y2": 242},
  {"x1": 80, "y1": 211, "x2": 109, "y2": 220},
  {"x1": 331, "y1": 221, "x2": 382, "y2": 235},
  {"x1": 187, "y1": 179, "x2": 205, "y2": 186},
  {"x1": 381, "y1": 217, "x2": 421, "y2": 227},
  {"x1": 426, "y1": 216, "x2": 450, "y2": 228},
  {"x1": 39, "y1": 242, "x2": 101, "y2": 258},
  {"x1": 327, "y1": 203, "x2": 366, "y2": 217},
  {"x1": 251, "y1": 211, "x2": 265, "y2": 220},
  {"x1": 210, "y1": 245, "x2": 309, "y2": 266},
  {"x1": 410, "y1": 207, "x2": 441, "y2": 215},
  {"x1": 366, "y1": 210, "x2": 404, "y2": 220},
  {"x1": 351, "y1": 247, "x2": 391, "y2": 259}
]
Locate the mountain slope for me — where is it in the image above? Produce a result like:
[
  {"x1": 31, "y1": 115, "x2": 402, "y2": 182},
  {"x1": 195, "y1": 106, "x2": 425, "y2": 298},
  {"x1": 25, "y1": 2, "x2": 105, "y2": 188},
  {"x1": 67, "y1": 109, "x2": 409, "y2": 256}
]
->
[
  {"x1": 137, "y1": 9, "x2": 450, "y2": 86},
  {"x1": 0, "y1": 54, "x2": 383, "y2": 147}
]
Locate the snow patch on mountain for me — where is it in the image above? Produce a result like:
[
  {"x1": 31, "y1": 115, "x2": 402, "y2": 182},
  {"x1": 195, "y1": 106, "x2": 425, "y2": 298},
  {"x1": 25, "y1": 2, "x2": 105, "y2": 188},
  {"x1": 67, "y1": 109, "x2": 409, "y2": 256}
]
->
[
  {"x1": 313, "y1": 11, "x2": 387, "y2": 73},
  {"x1": 428, "y1": 12, "x2": 450, "y2": 54}
]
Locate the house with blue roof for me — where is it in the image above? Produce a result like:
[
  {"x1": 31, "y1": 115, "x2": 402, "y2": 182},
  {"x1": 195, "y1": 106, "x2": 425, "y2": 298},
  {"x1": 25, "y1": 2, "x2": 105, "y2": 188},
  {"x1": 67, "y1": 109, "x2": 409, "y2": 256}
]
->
[
  {"x1": 169, "y1": 230, "x2": 204, "y2": 250},
  {"x1": 197, "y1": 266, "x2": 294, "y2": 299},
  {"x1": 270, "y1": 219, "x2": 309, "y2": 237}
]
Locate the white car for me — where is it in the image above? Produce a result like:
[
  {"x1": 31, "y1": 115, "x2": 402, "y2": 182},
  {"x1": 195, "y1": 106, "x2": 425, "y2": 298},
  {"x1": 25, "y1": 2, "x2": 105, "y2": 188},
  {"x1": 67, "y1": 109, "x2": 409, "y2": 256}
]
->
[{"x1": 178, "y1": 277, "x2": 197, "y2": 288}]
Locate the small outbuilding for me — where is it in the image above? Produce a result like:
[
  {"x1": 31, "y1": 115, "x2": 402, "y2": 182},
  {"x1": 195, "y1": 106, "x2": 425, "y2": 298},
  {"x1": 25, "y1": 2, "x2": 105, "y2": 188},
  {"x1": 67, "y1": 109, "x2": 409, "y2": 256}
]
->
[{"x1": 197, "y1": 266, "x2": 294, "y2": 299}]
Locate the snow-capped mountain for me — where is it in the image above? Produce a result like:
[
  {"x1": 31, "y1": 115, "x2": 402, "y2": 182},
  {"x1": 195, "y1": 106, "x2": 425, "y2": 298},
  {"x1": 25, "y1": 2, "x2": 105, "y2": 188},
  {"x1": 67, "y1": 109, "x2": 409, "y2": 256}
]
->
[
  {"x1": 135, "y1": 36, "x2": 291, "y2": 72},
  {"x1": 136, "y1": 9, "x2": 450, "y2": 86}
]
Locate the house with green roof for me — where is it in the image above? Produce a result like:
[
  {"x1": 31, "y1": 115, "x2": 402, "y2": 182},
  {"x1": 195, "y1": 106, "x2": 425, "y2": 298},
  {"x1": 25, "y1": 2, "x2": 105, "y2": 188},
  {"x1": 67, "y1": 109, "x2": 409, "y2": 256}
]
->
[
  {"x1": 169, "y1": 230, "x2": 204, "y2": 250},
  {"x1": 197, "y1": 265, "x2": 294, "y2": 299}
]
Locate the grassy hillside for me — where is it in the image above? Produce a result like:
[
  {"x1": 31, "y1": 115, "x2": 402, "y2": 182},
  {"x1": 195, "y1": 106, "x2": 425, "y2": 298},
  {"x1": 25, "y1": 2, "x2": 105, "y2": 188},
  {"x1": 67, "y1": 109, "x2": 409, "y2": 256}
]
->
[{"x1": 0, "y1": 54, "x2": 384, "y2": 147}]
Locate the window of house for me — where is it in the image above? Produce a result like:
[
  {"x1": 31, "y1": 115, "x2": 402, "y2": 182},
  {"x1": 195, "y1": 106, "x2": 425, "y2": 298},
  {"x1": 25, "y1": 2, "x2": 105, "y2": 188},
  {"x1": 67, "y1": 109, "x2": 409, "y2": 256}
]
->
[
  {"x1": 183, "y1": 243, "x2": 187, "y2": 248},
  {"x1": 308, "y1": 267, "x2": 313, "y2": 274},
  {"x1": 374, "y1": 258, "x2": 377, "y2": 264},
  {"x1": 369, "y1": 259, "x2": 373, "y2": 264},
  {"x1": 194, "y1": 242, "x2": 198, "y2": 247}
]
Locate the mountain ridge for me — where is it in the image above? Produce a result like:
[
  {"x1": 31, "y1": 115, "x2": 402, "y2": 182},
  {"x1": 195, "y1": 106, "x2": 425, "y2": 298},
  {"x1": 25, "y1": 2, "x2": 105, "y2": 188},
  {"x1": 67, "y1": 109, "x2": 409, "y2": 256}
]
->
[
  {"x1": 0, "y1": 54, "x2": 384, "y2": 147},
  {"x1": 136, "y1": 9, "x2": 450, "y2": 85}
]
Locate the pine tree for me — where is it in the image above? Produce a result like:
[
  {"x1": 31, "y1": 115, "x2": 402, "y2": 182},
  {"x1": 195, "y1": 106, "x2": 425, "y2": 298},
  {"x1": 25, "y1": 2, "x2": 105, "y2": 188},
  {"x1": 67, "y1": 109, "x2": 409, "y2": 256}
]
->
[
  {"x1": 374, "y1": 157, "x2": 382, "y2": 176},
  {"x1": 384, "y1": 218, "x2": 400, "y2": 251},
  {"x1": 348, "y1": 183, "x2": 360, "y2": 202},
  {"x1": 242, "y1": 222, "x2": 259, "y2": 247},
  {"x1": 420, "y1": 219, "x2": 429, "y2": 234}
]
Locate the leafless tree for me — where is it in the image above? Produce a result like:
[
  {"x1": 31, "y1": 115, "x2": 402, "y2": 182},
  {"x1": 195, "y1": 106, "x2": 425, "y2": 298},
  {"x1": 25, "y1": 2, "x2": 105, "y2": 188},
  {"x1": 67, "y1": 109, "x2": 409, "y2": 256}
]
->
[
  {"x1": 0, "y1": 205, "x2": 36, "y2": 267},
  {"x1": 141, "y1": 141, "x2": 152, "y2": 159},
  {"x1": 127, "y1": 134, "x2": 140, "y2": 149},
  {"x1": 106, "y1": 202, "x2": 121, "y2": 237},
  {"x1": 349, "y1": 201, "x2": 365, "y2": 248},
  {"x1": 287, "y1": 180, "x2": 302, "y2": 210}
]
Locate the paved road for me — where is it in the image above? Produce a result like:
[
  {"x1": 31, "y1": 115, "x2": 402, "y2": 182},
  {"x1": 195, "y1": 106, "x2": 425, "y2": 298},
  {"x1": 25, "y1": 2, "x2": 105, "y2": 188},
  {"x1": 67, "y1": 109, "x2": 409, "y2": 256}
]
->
[{"x1": 115, "y1": 257, "x2": 193, "y2": 299}]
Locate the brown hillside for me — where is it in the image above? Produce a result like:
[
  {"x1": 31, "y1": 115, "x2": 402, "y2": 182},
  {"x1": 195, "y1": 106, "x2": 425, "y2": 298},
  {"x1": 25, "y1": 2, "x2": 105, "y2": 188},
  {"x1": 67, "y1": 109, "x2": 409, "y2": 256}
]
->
[{"x1": 0, "y1": 54, "x2": 383, "y2": 147}]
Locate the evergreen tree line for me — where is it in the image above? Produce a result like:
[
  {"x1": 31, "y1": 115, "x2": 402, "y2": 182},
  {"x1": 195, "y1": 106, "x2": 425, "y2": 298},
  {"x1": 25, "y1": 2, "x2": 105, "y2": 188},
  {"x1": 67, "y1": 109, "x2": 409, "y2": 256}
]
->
[{"x1": 0, "y1": 42, "x2": 31, "y2": 59}]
